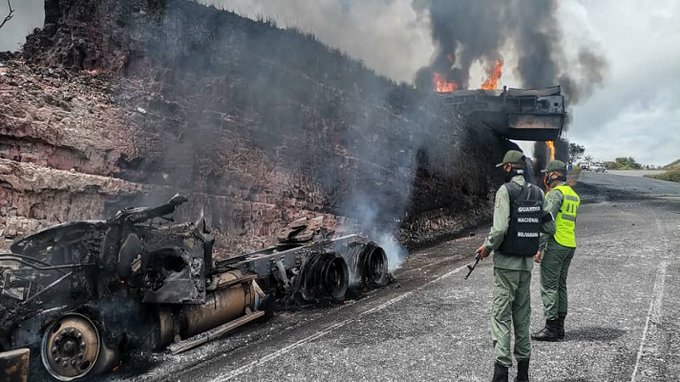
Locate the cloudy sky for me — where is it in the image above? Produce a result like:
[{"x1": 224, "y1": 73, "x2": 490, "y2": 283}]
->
[{"x1": 1, "y1": 0, "x2": 678, "y2": 166}]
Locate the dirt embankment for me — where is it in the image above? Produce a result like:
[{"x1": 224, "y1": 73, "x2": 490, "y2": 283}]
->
[{"x1": 1, "y1": 0, "x2": 514, "y2": 255}]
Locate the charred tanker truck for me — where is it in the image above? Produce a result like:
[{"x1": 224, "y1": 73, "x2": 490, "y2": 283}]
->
[
  {"x1": 0, "y1": 195, "x2": 390, "y2": 380},
  {"x1": 441, "y1": 86, "x2": 567, "y2": 142}
]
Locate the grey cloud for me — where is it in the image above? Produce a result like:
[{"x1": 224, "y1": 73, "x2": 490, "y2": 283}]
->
[
  {"x1": 582, "y1": 109, "x2": 680, "y2": 166},
  {"x1": 573, "y1": 84, "x2": 680, "y2": 166},
  {"x1": 567, "y1": 0, "x2": 680, "y2": 166}
]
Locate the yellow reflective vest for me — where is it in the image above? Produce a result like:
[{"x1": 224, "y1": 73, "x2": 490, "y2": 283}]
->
[{"x1": 553, "y1": 184, "x2": 580, "y2": 248}]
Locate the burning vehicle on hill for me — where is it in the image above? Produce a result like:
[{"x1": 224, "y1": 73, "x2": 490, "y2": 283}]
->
[
  {"x1": 441, "y1": 86, "x2": 567, "y2": 142},
  {"x1": 0, "y1": 195, "x2": 390, "y2": 380}
]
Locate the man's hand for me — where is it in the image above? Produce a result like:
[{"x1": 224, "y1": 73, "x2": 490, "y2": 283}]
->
[
  {"x1": 475, "y1": 245, "x2": 491, "y2": 259},
  {"x1": 534, "y1": 250, "x2": 543, "y2": 263}
]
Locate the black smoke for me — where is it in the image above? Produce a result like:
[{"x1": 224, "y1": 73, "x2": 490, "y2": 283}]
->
[
  {"x1": 415, "y1": 0, "x2": 607, "y2": 169},
  {"x1": 414, "y1": 0, "x2": 506, "y2": 90},
  {"x1": 415, "y1": 0, "x2": 607, "y2": 100},
  {"x1": 532, "y1": 139, "x2": 570, "y2": 179}
]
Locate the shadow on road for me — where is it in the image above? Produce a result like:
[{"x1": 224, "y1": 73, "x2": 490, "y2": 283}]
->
[{"x1": 565, "y1": 326, "x2": 626, "y2": 342}]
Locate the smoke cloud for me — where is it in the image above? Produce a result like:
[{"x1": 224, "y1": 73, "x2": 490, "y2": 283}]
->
[
  {"x1": 412, "y1": 0, "x2": 607, "y2": 166},
  {"x1": 3, "y1": 0, "x2": 608, "y2": 102},
  {"x1": 415, "y1": 0, "x2": 607, "y2": 102},
  {"x1": 4, "y1": 0, "x2": 607, "y2": 104},
  {"x1": 203, "y1": 0, "x2": 607, "y2": 166}
]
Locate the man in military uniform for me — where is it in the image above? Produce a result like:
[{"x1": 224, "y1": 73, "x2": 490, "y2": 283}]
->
[
  {"x1": 476, "y1": 150, "x2": 544, "y2": 382},
  {"x1": 532, "y1": 160, "x2": 580, "y2": 341}
]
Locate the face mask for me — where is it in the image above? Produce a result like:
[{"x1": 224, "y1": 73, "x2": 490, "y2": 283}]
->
[
  {"x1": 544, "y1": 172, "x2": 566, "y2": 188},
  {"x1": 504, "y1": 167, "x2": 523, "y2": 182}
]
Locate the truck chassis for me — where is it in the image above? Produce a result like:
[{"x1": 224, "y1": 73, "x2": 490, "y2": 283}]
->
[{"x1": 0, "y1": 195, "x2": 390, "y2": 380}]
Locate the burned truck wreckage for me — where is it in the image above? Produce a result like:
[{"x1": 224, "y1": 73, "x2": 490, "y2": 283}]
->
[
  {"x1": 441, "y1": 86, "x2": 566, "y2": 142},
  {"x1": 0, "y1": 195, "x2": 389, "y2": 380}
]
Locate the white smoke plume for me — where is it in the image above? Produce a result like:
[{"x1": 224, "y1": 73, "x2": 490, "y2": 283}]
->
[{"x1": 377, "y1": 232, "x2": 407, "y2": 272}]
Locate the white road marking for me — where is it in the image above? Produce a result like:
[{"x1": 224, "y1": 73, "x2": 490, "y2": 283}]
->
[
  {"x1": 208, "y1": 261, "x2": 472, "y2": 382},
  {"x1": 630, "y1": 261, "x2": 667, "y2": 382}
]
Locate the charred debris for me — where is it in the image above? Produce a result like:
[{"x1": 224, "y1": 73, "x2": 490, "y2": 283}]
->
[{"x1": 0, "y1": 195, "x2": 389, "y2": 380}]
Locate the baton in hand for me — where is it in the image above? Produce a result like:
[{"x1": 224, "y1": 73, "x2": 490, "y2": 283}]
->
[{"x1": 464, "y1": 254, "x2": 481, "y2": 279}]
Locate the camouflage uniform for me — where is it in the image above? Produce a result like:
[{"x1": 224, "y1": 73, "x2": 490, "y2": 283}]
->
[
  {"x1": 538, "y1": 183, "x2": 575, "y2": 320},
  {"x1": 532, "y1": 160, "x2": 580, "y2": 342},
  {"x1": 483, "y1": 174, "x2": 541, "y2": 367}
]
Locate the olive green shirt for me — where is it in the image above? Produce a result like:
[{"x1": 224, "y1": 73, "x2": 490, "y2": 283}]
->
[
  {"x1": 539, "y1": 181, "x2": 566, "y2": 251},
  {"x1": 483, "y1": 174, "x2": 543, "y2": 271}
]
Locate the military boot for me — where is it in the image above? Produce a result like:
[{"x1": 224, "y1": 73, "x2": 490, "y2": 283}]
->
[
  {"x1": 515, "y1": 359, "x2": 529, "y2": 382},
  {"x1": 492, "y1": 362, "x2": 509, "y2": 382},
  {"x1": 531, "y1": 320, "x2": 560, "y2": 341},
  {"x1": 557, "y1": 313, "x2": 566, "y2": 339}
]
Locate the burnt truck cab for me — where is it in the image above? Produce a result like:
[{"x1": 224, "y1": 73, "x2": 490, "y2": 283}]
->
[
  {"x1": 441, "y1": 86, "x2": 566, "y2": 141},
  {"x1": 0, "y1": 195, "x2": 389, "y2": 381},
  {"x1": 0, "y1": 195, "x2": 216, "y2": 380}
]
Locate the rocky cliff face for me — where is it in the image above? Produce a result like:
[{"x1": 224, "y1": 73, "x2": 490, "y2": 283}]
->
[{"x1": 1, "y1": 0, "x2": 515, "y2": 256}]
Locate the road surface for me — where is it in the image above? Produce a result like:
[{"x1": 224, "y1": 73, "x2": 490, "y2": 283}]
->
[
  {"x1": 606, "y1": 170, "x2": 666, "y2": 178},
  {"x1": 112, "y1": 171, "x2": 680, "y2": 382}
]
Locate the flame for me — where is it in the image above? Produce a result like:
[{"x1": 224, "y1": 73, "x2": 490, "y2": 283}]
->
[
  {"x1": 546, "y1": 141, "x2": 556, "y2": 161},
  {"x1": 433, "y1": 72, "x2": 458, "y2": 93},
  {"x1": 481, "y1": 59, "x2": 504, "y2": 90}
]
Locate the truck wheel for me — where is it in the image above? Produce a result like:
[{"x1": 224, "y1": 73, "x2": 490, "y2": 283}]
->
[
  {"x1": 361, "y1": 247, "x2": 389, "y2": 287},
  {"x1": 321, "y1": 256, "x2": 349, "y2": 301},
  {"x1": 40, "y1": 313, "x2": 114, "y2": 381}
]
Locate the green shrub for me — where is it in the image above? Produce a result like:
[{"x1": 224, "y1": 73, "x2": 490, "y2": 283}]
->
[
  {"x1": 664, "y1": 159, "x2": 680, "y2": 170},
  {"x1": 644, "y1": 167, "x2": 680, "y2": 183},
  {"x1": 614, "y1": 157, "x2": 642, "y2": 170},
  {"x1": 604, "y1": 161, "x2": 619, "y2": 170}
]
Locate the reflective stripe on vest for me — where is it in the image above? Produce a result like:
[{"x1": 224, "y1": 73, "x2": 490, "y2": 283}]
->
[{"x1": 553, "y1": 185, "x2": 580, "y2": 248}]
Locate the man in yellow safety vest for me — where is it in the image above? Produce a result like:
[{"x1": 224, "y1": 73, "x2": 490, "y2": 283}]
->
[{"x1": 532, "y1": 159, "x2": 580, "y2": 341}]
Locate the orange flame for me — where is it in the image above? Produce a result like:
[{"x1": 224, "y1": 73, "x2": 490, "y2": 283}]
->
[
  {"x1": 481, "y1": 59, "x2": 504, "y2": 90},
  {"x1": 546, "y1": 141, "x2": 556, "y2": 161},
  {"x1": 433, "y1": 72, "x2": 458, "y2": 93}
]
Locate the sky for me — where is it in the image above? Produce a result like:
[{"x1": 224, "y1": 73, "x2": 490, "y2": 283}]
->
[{"x1": 1, "y1": 0, "x2": 678, "y2": 166}]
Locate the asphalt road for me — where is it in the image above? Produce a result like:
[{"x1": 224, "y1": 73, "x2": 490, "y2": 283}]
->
[
  {"x1": 606, "y1": 170, "x2": 666, "y2": 178},
  {"x1": 113, "y1": 172, "x2": 680, "y2": 382}
]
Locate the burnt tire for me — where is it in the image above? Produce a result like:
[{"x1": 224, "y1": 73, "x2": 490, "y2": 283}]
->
[
  {"x1": 40, "y1": 313, "x2": 117, "y2": 381},
  {"x1": 300, "y1": 254, "x2": 349, "y2": 302},
  {"x1": 360, "y1": 247, "x2": 389, "y2": 287},
  {"x1": 321, "y1": 256, "x2": 349, "y2": 301}
]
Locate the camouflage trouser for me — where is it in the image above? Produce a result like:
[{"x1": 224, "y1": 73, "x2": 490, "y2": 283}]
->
[
  {"x1": 540, "y1": 239, "x2": 576, "y2": 320},
  {"x1": 492, "y1": 268, "x2": 532, "y2": 367}
]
